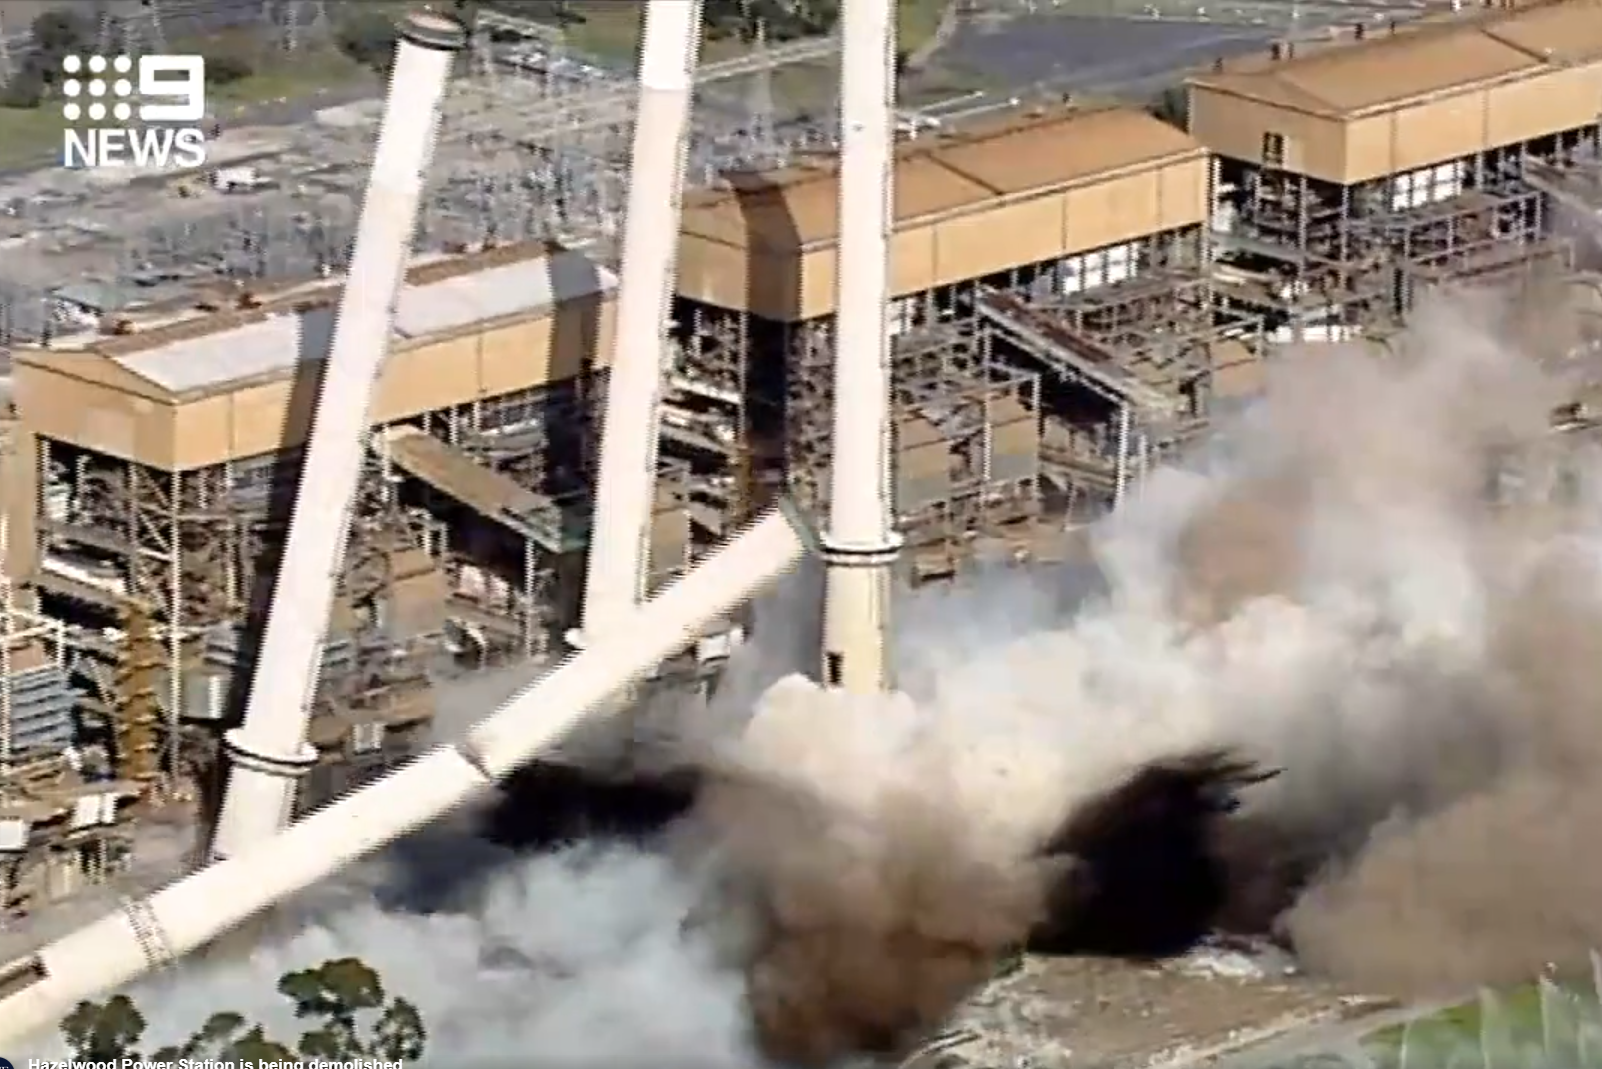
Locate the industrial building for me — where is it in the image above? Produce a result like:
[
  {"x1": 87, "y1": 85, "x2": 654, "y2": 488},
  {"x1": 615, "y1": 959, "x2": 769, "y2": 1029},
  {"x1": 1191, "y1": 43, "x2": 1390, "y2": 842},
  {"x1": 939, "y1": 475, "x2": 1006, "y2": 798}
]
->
[
  {"x1": 3, "y1": 240, "x2": 702, "y2": 821},
  {"x1": 1189, "y1": 0, "x2": 1600, "y2": 342},
  {"x1": 0, "y1": 97, "x2": 1252, "y2": 843},
  {"x1": 4, "y1": 0, "x2": 1602, "y2": 923},
  {"x1": 672, "y1": 102, "x2": 1255, "y2": 578}
]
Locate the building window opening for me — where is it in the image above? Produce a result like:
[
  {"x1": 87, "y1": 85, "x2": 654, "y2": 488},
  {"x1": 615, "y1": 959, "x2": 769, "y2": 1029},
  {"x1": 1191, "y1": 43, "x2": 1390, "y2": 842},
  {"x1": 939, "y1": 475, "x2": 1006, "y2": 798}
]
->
[{"x1": 1262, "y1": 132, "x2": 1286, "y2": 167}]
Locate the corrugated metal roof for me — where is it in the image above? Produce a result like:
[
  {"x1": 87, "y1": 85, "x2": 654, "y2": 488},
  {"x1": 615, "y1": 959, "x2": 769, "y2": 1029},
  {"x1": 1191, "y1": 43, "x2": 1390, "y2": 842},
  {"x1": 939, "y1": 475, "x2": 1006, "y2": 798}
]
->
[
  {"x1": 680, "y1": 105, "x2": 1203, "y2": 253},
  {"x1": 111, "y1": 249, "x2": 618, "y2": 395},
  {"x1": 1189, "y1": 0, "x2": 1602, "y2": 118},
  {"x1": 393, "y1": 247, "x2": 614, "y2": 339},
  {"x1": 1482, "y1": 0, "x2": 1602, "y2": 64},
  {"x1": 934, "y1": 108, "x2": 1202, "y2": 194},
  {"x1": 1275, "y1": 29, "x2": 1537, "y2": 114}
]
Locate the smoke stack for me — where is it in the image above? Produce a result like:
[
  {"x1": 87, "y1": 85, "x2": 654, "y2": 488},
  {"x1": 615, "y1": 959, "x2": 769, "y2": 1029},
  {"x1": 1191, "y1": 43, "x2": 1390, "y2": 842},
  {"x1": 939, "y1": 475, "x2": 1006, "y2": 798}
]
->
[
  {"x1": 206, "y1": 8, "x2": 468, "y2": 864},
  {"x1": 817, "y1": 0, "x2": 903, "y2": 693},
  {"x1": 573, "y1": 0, "x2": 704, "y2": 651}
]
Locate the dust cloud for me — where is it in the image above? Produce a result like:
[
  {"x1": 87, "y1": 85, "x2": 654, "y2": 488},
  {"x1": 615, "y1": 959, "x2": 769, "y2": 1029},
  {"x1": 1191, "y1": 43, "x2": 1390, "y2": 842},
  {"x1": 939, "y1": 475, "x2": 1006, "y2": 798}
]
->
[
  {"x1": 21, "y1": 290, "x2": 1602, "y2": 1065},
  {"x1": 691, "y1": 292, "x2": 1602, "y2": 1060}
]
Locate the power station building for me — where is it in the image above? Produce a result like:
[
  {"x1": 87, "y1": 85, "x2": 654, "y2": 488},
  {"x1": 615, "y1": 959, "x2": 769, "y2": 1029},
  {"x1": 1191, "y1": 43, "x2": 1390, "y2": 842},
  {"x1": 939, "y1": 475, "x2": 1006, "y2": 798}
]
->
[
  {"x1": 672, "y1": 102, "x2": 1248, "y2": 573},
  {"x1": 6, "y1": 242, "x2": 698, "y2": 805},
  {"x1": 1189, "y1": 0, "x2": 1600, "y2": 342},
  {"x1": 1, "y1": 0, "x2": 1599, "y2": 915}
]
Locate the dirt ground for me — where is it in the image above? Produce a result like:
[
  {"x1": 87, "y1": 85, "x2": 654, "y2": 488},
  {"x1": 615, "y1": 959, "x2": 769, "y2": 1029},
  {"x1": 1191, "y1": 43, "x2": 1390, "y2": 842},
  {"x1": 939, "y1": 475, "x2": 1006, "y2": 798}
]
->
[{"x1": 907, "y1": 947, "x2": 1399, "y2": 1069}]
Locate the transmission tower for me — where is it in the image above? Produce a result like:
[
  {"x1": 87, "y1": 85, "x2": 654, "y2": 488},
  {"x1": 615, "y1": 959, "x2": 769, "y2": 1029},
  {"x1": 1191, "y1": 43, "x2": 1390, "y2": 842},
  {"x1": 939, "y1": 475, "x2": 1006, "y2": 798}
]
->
[
  {"x1": 742, "y1": 21, "x2": 779, "y2": 167},
  {"x1": 97, "y1": 0, "x2": 170, "y2": 58},
  {"x1": 0, "y1": 16, "x2": 14, "y2": 88},
  {"x1": 276, "y1": 0, "x2": 332, "y2": 54}
]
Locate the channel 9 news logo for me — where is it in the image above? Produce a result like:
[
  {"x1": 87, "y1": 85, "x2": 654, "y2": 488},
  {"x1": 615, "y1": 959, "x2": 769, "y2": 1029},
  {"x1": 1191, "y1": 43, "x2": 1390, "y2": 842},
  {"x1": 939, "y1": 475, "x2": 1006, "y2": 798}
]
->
[{"x1": 60, "y1": 54, "x2": 208, "y2": 171}]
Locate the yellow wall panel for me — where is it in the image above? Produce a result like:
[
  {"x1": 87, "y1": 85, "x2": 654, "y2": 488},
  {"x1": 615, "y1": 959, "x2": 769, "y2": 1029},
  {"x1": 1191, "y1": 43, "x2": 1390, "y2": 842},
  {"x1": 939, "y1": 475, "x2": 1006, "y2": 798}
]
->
[
  {"x1": 1158, "y1": 159, "x2": 1211, "y2": 230},
  {"x1": 1390, "y1": 94, "x2": 1484, "y2": 173},
  {"x1": 935, "y1": 196, "x2": 1067, "y2": 283},
  {"x1": 14, "y1": 365, "x2": 175, "y2": 469},
  {"x1": 890, "y1": 225, "x2": 938, "y2": 297}
]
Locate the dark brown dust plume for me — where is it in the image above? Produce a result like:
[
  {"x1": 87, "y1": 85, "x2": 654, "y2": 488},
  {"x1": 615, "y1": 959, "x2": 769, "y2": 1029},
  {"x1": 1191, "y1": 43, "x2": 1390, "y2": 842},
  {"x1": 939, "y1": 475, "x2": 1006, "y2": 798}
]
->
[
  {"x1": 694, "y1": 768, "x2": 1059, "y2": 1066},
  {"x1": 692, "y1": 749, "x2": 1287, "y2": 1066},
  {"x1": 1284, "y1": 557, "x2": 1602, "y2": 997}
]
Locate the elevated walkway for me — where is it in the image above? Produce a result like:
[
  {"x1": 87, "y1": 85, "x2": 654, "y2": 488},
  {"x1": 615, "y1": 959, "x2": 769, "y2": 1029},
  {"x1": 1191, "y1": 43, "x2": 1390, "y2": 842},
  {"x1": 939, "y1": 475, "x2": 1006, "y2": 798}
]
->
[
  {"x1": 375, "y1": 426, "x2": 588, "y2": 555},
  {"x1": 976, "y1": 290, "x2": 1185, "y2": 418}
]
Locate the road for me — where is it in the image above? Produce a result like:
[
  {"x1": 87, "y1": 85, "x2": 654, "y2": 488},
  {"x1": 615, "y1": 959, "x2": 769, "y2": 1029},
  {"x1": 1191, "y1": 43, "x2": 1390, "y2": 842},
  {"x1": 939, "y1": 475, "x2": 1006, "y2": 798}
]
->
[{"x1": 913, "y1": 0, "x2": 1455, "y2": 119}]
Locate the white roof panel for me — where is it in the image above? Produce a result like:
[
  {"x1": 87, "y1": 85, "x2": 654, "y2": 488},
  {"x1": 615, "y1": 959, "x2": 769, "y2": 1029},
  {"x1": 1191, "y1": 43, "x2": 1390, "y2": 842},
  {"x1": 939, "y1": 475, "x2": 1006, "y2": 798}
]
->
[{"x1": 112, "y1": 249, "x2": 619, "y2": 394}]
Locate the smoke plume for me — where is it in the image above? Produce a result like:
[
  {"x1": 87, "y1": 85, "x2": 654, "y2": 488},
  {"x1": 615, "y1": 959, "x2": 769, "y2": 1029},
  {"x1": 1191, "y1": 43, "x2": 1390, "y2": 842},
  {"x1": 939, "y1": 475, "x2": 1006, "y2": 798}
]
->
[{"x1": 677, "y1": 292, "x2": 1602, "y2": 1060}]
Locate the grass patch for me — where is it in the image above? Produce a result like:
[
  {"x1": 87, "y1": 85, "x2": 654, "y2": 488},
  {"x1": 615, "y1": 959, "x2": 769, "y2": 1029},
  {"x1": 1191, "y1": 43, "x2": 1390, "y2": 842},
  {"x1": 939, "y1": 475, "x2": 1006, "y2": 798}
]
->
[
  {"x1": 0, "y1": 104, "x2": 72, "y2": 170},
  {"x1": 899, "y1": 0, "x2": 951, "y2": 53},
  {"x1": 208, "y1": 48, "x2": 377, "y2": 113},
  {"x1": 1345, "y1": 982, "x2": 1602, "y2": 1068},
  {"x1": 553, "y1": 0, "x2": 952, "y2": 64}
]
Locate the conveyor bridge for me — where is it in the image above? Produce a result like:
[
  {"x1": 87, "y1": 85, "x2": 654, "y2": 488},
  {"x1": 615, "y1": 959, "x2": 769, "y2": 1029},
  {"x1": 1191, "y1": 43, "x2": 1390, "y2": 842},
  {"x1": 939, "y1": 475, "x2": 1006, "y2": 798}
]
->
[
  {"x1": 374, "y1": 426, "x2": 588, "y2": 555},
  {"x1": 975, "y1": 290, "x2": 1185, "y2": 419}
]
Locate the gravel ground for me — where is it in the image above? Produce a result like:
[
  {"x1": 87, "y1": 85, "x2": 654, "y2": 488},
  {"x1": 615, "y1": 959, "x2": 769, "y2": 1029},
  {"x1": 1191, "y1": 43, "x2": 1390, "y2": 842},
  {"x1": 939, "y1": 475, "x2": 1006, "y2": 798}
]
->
[{"x1": 915, "y1": 946, "x2": 1401, "y2": 1069}]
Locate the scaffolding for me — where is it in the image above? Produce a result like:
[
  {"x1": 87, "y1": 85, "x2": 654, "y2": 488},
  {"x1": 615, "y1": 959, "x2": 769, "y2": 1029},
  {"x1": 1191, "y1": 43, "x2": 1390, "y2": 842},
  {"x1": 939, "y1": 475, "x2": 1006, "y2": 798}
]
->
[
  {"x1": 1213, "y1": 122, "x2": 1597, "y2": 342},
  {"x1": 893, "y1": 335, "x2": 1043, "y2": 583},
  {"x1": 0, "y1": 418, "x2": 135, "y2": 924},
  {"x1": 31, "y1": 431, "x2": 451, "y2": 808},
  {"x1": 970, "y1": 220, "x2": 1261, "y2": 517}
]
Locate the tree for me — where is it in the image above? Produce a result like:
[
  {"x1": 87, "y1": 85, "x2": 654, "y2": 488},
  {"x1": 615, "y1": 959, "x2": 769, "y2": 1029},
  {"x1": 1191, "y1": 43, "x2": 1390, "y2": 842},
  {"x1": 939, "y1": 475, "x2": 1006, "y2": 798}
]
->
[
  {"x1": 0, "y1": 69, "x2": 44, "y2": 110},
  {"x1": 278, "y1": 958, "x2": 426, "y2": 1062},
  {"x1": 30, "y1": 10, "x2": 90, "y2": 66},
  {"x1": 60, "y1": 958, "x2": 426, "y2": 1063},
  {"x1": 336, "y1": 12, "x2": 402, "y2": 76},
  {"x1": 203, "y1": 51, "x2": 256, "y2": 87},
  {"x1": 25, "y1": 9, "x2": 91, "y2": 89}
]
